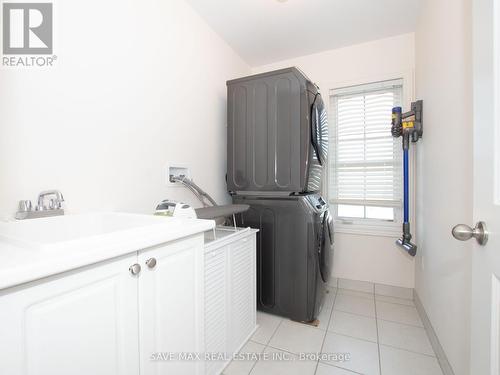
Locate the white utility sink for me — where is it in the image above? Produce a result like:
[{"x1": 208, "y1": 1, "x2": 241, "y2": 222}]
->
[
  {"x1": 0, "y1": 212, "x2": 209, "y2": 252},
  {"x1": 0, "y1": 212, "x2": 214, "y2": 290}
]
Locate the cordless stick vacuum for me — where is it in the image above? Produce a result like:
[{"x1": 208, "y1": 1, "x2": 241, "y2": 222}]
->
[{"x1": 391, "y1": 100, "x2": 423, "y2": 256}]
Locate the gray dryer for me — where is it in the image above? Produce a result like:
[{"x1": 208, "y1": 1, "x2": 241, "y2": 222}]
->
[{"x1": 227, "y1": 67, "x2": 328, "y2": 195}]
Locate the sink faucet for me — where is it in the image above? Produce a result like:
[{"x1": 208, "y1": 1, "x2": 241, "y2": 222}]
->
[
  {"x1": 15, "y1": 190, "x2": 65, "y2": 220},
  {"x1": 37, "y1": 190, "x2": 64, "y2": 210}
]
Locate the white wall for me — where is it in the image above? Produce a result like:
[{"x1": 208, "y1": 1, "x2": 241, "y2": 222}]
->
[
  {"x1": 415, "y1": 0, "x2": 472, "y2": 374},
  {"x1": 0, "y1": 0, "x2": 250, "y2": 217},
  {"x1": 253, "y1": 34, "x2": 416, "y2": 288}
]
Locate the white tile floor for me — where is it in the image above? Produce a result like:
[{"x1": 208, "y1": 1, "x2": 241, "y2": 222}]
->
[{"x1": 223, "y1": 287, "x2": 443, "y2": 375}]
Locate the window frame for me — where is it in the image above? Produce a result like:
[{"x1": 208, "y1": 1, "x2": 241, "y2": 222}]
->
[{"x1": 326, "y1": 74, "x2": 414, "y2": 237}]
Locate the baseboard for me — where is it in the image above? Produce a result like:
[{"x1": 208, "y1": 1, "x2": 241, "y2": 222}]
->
[{"x1": 414, "y1": 291, "x2": 455, "y2": 375}]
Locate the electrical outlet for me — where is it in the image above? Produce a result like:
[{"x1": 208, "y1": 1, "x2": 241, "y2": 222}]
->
[{"x1": 166, "y1": 164, "x2": 190, "y2": 186}]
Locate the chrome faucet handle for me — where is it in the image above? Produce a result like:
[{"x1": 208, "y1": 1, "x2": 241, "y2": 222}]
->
[
  {"x1": 18, "y1": 200, "x2": 32, "y2": 212},
  {"x1": 36, "y1": 200, "x2": 45, "y2": 211},
  {"x1": 37, "y1": 190, "x2": 64, "y2": 211}
]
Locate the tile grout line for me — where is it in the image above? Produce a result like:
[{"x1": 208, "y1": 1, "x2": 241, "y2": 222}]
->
[
  {"x1": 265, "y1": 317, "x2": 284, "y2": 345},
  {"x1": 333, "y1": 307, "x2": 375, "y2": 319},
  {"x1": 266, "y1": 343, "x2": 304, "y2": 355},
  {"x1": 317, "y1": 360, "x2": 363, "y2": 374},
  {"x1": 338, "y1": 295, "x2": 416, "y2": 307},
  {"x1": 376, "y1": 316, "x2": 424, "y2": 328},
  {"x1": 374, "y1": 290, "x2": 383, "y2": 375},
  {"x1": 246, "y1": 347, "x2": 262, "y2": 375},
  {"x1": 338, "y1": 279, "x2": 413, "y2": 296},
  {"x1": 338, "y1": 292, "x2": 414, "y2": 304},
  {"x1": 338, "y1": 286, "x2": 414, "y2": 301},
  {"x1": 326, "y1": 331, "x2": 378, "y2": 345},
  {"x1": 332, "y1": 306, "x2": 424, "y2": 329},
  {"x1": 245, "y1": 341, "x2": 267, "y2": 375},
  {"x1": 378, "y1": 342, "x2": 437, "y2": 358},
  {"x1": 248, "y1": 317, "x2": 284, "y2": 375},
  {"x1": 313, "y1": 287, "x2": 338, "y2": 375},
  {"x1": 376, "y1": 297, "x2": 416, "y2": 303}
]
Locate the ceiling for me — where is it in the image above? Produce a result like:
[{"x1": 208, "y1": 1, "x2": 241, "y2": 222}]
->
[{"x1": 185, "y1": 0, "x2": 420, "y2": 66}]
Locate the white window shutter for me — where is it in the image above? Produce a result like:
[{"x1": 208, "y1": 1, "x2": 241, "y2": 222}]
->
[{"x1": 329, "y1": 80, "x2": 403, "y2": 218}]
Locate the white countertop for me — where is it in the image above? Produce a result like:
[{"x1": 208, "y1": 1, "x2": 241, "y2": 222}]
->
[{"x1": 0, "y1": 213, "x2": 214, "y2": 291}]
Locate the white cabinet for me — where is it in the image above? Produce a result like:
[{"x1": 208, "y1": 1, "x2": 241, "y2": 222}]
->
[
  {"x1": 0, "y1": 254, "x2": 140, "y2": 375},
  {"x1": 204, "y1": 229, "x2": 257, "y2": 375},
  {"x1": 0, "y1": 229, "x2": 255, "y2": 375},
  {"x1": 138, "y1": 236, "x2": 204, "y2": 375},
  {"x1": 0, "y1": 234, "x2": 204, "y2": 375}
]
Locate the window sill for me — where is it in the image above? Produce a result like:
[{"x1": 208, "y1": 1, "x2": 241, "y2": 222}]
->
[{"x1": 334, "y1": 222, "x2": 402, "y2": 238}]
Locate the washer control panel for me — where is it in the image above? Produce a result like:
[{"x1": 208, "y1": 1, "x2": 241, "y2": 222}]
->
[{"x1": 305, "y1": 194, "x2": 328, "y2": 213}]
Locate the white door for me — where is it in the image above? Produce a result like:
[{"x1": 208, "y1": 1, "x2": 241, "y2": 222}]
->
[
  {"x1": 0, "y1": 254, "x2": 140, "y2": 375},
  {"x1": 470, "y1": 0, "x2": 500, "y2": 373},
  {"x1": 138, "y1": 235, "x2": 204, "y2": 375}
]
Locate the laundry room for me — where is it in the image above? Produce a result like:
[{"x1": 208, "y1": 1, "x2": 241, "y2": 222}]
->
[{"x1": 0, "y1": 0, "x2": 494, "y2": 374}]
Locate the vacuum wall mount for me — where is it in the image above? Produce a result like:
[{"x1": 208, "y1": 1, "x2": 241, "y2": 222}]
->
[{"x1": 391, "y1": 100, "x2": 423, "y2": 256}]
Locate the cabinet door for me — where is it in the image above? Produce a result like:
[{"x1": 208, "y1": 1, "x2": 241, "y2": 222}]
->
[
  {"x1": 0, "y1": 254, "x2": 139, "y2": 375},
  {"x1": 228, "y1": 234, "x2": 257, "y2": 353},
  {"x1": 138, "y1": 235, "x2": 204, "y2": 375},
  {"x1": 204, "y1": 245, "x2": 228, "y2": 375}
]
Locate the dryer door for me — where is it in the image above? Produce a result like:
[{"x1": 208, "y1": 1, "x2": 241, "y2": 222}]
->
[
  {"x1": 307, "y1": 93, "x2": 329, "y2": 192},
  {"x1": 318, "y1": 210, "x2": 334, "y2": 282},
  {"x1": 310, "y1": 93, "x2": 329, "y2": 166}
]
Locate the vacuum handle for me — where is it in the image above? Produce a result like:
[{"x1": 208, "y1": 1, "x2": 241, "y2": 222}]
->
[{"x1": 403, "y1": 149, "x2": 409, "y2": 223}]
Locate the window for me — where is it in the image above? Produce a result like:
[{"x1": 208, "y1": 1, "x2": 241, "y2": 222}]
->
[{"x1": 329, "y1": 80, "x2": 403, "y2": 233}]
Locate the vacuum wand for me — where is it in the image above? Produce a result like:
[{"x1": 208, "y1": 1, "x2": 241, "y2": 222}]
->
[{"x1": 391, "y1": 101, "x2": 423, "y2": 256}]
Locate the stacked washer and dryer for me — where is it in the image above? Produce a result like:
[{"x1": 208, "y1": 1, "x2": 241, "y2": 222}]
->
[{"x1": 226, "y1": 67, "x2": 334, "y2": 322}]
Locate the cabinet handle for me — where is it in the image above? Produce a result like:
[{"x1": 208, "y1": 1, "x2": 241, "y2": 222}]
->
[
  {"x1": 145, "y1": 258, "x2": 157, "y2": 269},
  {"x1": 129, "y1": 263, "x2": 141, "y2": 275}
]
